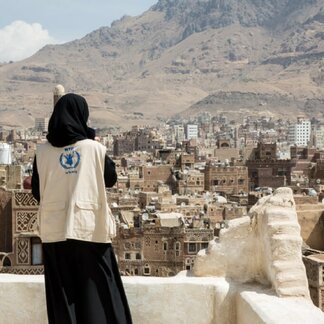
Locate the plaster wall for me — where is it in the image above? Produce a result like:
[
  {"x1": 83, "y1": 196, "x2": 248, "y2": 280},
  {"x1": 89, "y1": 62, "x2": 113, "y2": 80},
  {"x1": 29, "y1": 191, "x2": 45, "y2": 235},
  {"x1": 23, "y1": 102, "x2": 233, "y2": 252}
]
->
[
  {"x1": 296, "y1": 204, "x2": 324, "y2": 250},
  {"x1": 0, "y1": 274, "x2": 324, "y2": 324}
]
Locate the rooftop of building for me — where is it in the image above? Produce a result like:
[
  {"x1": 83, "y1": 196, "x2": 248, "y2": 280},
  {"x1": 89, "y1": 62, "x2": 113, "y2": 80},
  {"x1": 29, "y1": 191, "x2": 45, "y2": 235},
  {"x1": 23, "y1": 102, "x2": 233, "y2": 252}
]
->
[{"x1": 1, "y1": 273, "x2": 323, "y2": 324}]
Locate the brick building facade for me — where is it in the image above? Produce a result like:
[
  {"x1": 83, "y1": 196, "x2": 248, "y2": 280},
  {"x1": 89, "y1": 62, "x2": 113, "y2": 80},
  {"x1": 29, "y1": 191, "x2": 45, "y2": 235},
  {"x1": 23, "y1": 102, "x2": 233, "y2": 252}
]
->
[
  {"x1": 0, "y1": 191, "x2": 42, "y2": 274},
  {"x1": 204, "y1": 162, "x2": 248, "y2": 194},
  {"x1": 246, "y1": 142, "x2": 296, "y2": 189},
  {"x1": 139, "y1": 165, "x2": 173, "y2": 192},
  {"x1": 303, "y1": 253, "x2": 324, "y2": 311},
  {"x1": 116, "y1": 226, "x2": 213, "y2": 277}
]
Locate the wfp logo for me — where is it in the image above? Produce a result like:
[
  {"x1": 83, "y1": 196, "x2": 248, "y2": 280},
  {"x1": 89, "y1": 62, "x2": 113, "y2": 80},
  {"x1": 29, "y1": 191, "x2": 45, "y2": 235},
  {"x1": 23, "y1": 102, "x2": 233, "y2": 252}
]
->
[{"x1": 59, "y1": 147, "x2": 80, "y2": 170}]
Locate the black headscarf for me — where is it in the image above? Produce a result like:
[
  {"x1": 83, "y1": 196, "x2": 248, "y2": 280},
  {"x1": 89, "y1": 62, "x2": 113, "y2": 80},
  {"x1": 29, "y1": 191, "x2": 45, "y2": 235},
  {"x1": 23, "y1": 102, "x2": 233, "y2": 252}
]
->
[{"x1": 46, "y1": 93, "x2": 95, "y2": 147}]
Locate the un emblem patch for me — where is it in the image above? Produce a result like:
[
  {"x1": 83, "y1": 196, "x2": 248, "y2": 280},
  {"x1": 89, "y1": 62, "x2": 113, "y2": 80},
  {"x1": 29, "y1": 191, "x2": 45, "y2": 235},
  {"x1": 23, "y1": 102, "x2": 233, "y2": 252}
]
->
[{"x1": 59, "y1": 147, "x2": 80, "y2": 170}]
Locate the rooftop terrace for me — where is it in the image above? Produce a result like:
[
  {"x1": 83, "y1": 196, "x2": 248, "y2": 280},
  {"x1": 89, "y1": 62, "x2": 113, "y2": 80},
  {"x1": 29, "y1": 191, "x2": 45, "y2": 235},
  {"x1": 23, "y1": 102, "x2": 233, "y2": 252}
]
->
[
  {"x1": 1, "y1": 187, "x2": 324, "y2": 323},
  {"x1": 1, "y1": 273, "x2": 323, "y2": 324}
]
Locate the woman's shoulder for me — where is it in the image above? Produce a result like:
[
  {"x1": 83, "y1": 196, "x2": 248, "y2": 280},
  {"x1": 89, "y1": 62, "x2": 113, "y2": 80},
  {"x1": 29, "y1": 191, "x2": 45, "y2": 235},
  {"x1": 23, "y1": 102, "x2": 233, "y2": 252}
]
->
[
  {"x1": 78, "y1": 139, "x2": 106, "y2": 151},
  {"x1": 36, "y1": 141, "x2": 53, "y2": 153}
]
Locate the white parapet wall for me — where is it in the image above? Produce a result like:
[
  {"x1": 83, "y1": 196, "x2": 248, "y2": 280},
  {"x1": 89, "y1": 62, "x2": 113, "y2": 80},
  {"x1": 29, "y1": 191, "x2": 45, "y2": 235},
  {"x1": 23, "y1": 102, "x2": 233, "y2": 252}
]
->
[{"x1": 0, "y1": 273, "x2": 324, "y2": 324}]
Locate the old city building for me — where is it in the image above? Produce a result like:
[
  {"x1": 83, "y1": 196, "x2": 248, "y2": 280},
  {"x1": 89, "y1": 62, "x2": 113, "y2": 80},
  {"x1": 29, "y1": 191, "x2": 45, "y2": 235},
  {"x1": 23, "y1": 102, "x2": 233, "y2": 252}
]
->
[
  {"x1": 176, "y1": 169, "x2": 204, "y2": 195},
  {"x1": 246, "y1": 142, "x2": 296, "y2": 189},
  {"x1": 0, "y1": 191, "x2": 42, "y2": 274},
  {"x1": 303, "y1": 252, "x2": 324, "y2": 311},
  {"x1": 139, "y1": 164, "x2": 173, "y2": 192},
  {"x1": 113, "y1": 133, "x2": 136, "y2": 156},
  {"x1": 116, "y1": 219, "x2": 213, "y2": 277},
  {"x1": 204, "y1": 161, "x2": 248, "y2": 195},
  {"x1": 0, "y1": 165, "x2": 23, "y2": 190}
]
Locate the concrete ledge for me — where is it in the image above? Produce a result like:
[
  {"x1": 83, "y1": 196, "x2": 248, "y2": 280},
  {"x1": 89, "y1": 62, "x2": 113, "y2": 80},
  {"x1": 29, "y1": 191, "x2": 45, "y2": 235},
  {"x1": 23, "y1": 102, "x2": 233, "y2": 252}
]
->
[
  {"x1": 0, "y1": 275, "x2": 47, "y2": 324},
  {"x1": 0, "y1": 274, "x2": 323, "y2": 324},
  {"x1": 237, "y1": 290, "x2": 324, "y2": 324},
  {"x1": 122, "y1": 275, "x2": 235, "y2": 324}
]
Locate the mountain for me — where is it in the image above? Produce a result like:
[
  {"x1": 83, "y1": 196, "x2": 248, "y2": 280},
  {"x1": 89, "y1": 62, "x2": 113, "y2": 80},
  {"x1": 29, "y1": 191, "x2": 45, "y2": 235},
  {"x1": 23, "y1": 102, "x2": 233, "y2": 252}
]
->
[{"x1": 1, "y1": 0, "x2": 324, "y2": 129}]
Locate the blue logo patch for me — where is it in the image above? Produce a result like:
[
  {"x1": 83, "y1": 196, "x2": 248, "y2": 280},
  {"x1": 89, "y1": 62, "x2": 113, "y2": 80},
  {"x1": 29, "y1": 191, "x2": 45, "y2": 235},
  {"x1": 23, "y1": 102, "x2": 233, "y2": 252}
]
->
[{"x1": 59, "y1": 147, "x2": 80, "y2": 171}]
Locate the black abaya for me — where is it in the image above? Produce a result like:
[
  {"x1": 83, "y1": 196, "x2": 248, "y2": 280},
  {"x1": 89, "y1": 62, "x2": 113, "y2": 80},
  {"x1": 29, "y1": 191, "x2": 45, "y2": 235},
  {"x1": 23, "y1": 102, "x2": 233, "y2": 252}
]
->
[{"x1": 42, "y1": 240, "x2": 132, "y2": 324}]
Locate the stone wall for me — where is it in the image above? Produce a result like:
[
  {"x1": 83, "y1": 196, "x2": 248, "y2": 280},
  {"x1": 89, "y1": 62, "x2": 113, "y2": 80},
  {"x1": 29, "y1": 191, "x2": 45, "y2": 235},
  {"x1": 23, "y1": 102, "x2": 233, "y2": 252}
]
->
[
  {"x1": 296, "y1": 204, "x2": 324, "y2": 250},
  {"x1": 0, "y1": 274, "x2": 323, "y2": 324},
  {"x1": 193, "y1": 187, "x2": 310, "y2": 298}
]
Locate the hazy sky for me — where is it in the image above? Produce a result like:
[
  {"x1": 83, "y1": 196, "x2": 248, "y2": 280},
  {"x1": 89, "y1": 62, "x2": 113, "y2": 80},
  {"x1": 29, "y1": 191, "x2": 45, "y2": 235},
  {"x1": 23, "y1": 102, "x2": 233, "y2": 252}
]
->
[{"x1": 0, "y1": 0, "x2": 157, "y2": 62}]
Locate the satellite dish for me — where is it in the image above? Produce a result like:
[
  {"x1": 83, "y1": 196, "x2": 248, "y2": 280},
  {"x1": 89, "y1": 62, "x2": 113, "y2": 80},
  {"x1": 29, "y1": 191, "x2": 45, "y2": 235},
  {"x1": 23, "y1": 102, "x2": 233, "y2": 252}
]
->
[{"x1": 316, "y1": 179, "x2": 321, "y2": 184}]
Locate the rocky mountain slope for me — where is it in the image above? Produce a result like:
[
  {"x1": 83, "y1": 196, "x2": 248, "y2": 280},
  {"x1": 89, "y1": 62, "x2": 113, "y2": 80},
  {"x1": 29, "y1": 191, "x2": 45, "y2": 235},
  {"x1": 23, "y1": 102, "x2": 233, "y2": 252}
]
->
[{"x1": 1, "y1": 0, "x2": 324, "y2": 129}]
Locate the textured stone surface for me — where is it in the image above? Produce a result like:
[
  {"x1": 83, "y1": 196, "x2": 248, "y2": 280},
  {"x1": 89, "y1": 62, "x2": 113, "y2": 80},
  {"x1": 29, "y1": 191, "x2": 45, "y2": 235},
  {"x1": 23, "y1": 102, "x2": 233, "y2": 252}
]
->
[
  {"x1": 0, "y1": 275, "x2": 47, "y2": 324},
  {"x1": 1, "y1": 274, "x2": 324, "y2": 324},
  {"x1": 193, "y1": 187, "x2": 310, "y2": 298},
  {"x1": 238, "y1": 290, "x2": 324, "y2": 324}
]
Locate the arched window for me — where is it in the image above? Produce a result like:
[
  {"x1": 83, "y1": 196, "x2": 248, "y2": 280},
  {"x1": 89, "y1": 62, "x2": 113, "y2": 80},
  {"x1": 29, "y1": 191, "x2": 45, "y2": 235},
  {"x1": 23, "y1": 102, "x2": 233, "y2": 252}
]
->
[
  {"x1": 175, "y1": 241, "x2": 181, "y2": 257},
  {"x1": 3, "y1": 257, "x2": 11, "y2": 267},
  {"x1": 175, "y1": 242, "x2": 181, "y2": 251},
  {"x1": 143, "y1": 264, "x2": 151, "y2": 276}
]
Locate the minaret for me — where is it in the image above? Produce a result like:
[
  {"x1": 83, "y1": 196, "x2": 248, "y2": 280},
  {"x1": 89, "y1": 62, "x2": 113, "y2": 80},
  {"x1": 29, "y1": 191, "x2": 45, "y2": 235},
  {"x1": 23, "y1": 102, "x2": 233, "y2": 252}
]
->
[{"x1": 53, "y1": 84, "x2": 65, "y2": 107}]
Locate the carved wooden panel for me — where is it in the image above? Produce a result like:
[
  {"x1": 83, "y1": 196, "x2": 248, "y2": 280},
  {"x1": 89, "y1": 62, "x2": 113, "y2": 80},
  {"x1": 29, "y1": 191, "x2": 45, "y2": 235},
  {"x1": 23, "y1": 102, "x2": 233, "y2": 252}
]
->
[
  {"x1": 14, "y1": 192, "x2": 38, "y2": 208},
  {"x1": 16, "y1": 211, "x2": 38, "y2": 232},
  {"x1": 16, "y1": 238, "x2": 30, "y2": 265}
]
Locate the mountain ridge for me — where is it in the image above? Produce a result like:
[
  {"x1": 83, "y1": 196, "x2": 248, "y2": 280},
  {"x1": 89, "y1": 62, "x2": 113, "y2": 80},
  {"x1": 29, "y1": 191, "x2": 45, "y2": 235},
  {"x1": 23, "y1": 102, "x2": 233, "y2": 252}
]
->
[{"x1": 1, "y1": 0, "x2": 324, "y2": 129}]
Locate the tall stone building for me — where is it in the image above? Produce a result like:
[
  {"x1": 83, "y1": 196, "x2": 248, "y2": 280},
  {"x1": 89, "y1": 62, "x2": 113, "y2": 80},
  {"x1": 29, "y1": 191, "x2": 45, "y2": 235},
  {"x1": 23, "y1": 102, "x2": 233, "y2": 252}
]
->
[
  {"x1": 246, "y1": 142, "x2": 296, "y2": 190},
  {"x1": 176, "y1": 170, "x2": 204, "y2": 195},
  {"x1": 204, "y1": 161, "x2": 248, "y2": 194},
  {"x1": 113, "y1": 133, "x2": 136, "y2": 156},
  {"x1": 0, "y1": 165, "x2": 23, "y2": 190},
  {"x1": 34, "y1": 118, "x2": 49, "y2": 133},
  {"x1": 139, "y1": 165, "x2": 173, "y2": 192},
  {"x1": 116, "y1": 221, "x2": 213, "y2": 277},
  {"x1": 288, "y1": 116, "x2": 311, "y2": 146},
  {"x1": 0, "y1": 191, "x2": 42, "y2": 274}
]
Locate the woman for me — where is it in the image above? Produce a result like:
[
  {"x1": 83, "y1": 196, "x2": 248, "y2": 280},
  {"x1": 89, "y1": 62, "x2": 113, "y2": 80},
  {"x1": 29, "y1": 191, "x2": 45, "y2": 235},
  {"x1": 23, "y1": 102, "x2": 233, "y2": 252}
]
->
[{"x1": 32, "y1": 93, "x2": 132, "y2": 324}]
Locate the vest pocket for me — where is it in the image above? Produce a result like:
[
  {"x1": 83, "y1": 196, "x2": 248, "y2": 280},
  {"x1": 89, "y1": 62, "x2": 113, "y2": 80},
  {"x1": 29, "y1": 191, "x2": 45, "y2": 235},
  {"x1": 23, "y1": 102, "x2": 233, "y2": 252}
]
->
[
  {"x1": 74, "y1": 201, "x2": 100, "y2": 231},
  {"x1": 41, "y1": 202, "x2": 66, "y2": 234}
]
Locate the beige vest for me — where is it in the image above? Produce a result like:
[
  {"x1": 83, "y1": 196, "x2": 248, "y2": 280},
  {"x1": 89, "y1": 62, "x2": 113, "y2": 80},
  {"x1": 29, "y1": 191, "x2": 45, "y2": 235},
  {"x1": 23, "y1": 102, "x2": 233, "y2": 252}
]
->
[{"x1": 36, "y1": 139, "x2": 116, "y2": 243}]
